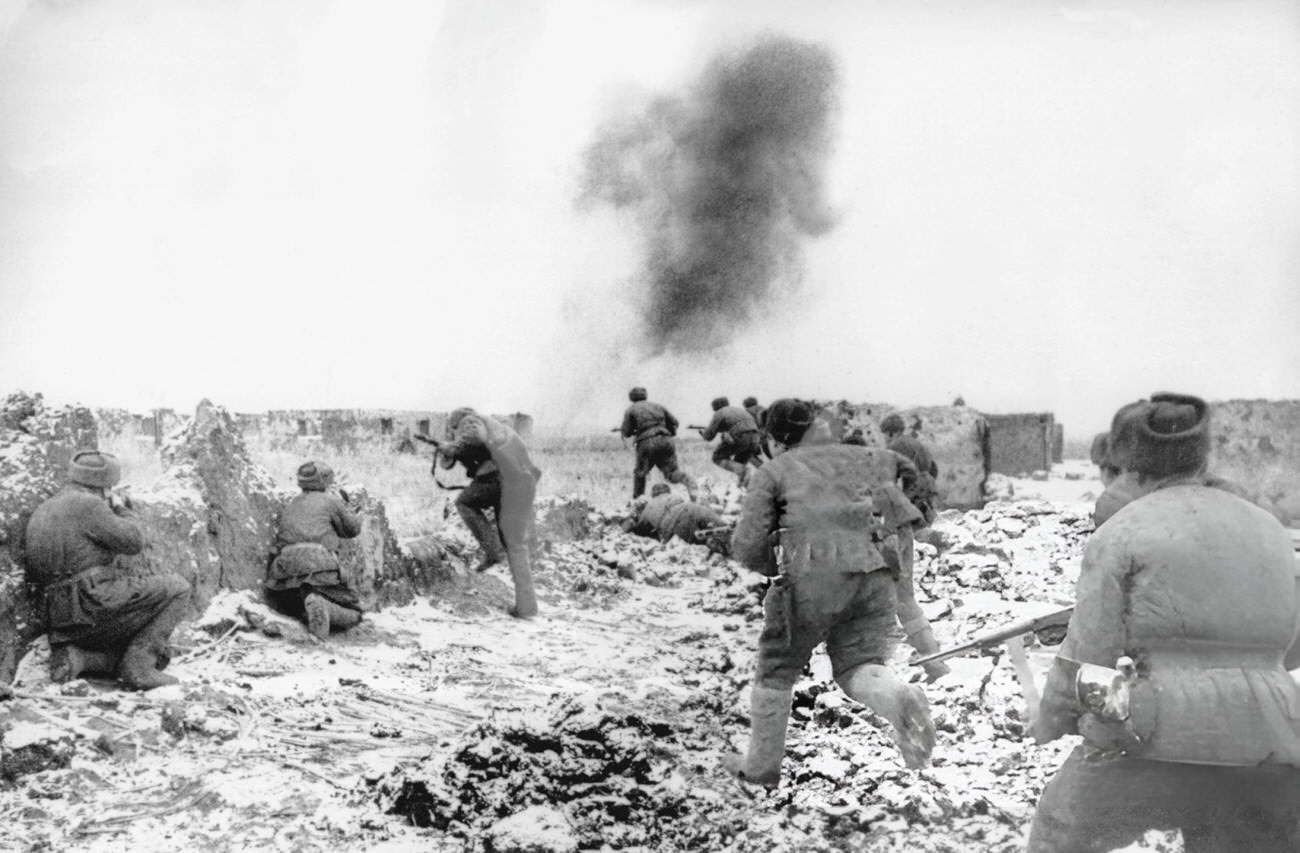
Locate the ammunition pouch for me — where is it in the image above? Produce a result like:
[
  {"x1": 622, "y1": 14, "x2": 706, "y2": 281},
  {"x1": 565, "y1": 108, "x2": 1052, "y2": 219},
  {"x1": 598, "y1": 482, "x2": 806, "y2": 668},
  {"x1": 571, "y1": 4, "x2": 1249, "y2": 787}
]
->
[{"x1": 45, "y1": 566, "x2": 111, "y2": 631}]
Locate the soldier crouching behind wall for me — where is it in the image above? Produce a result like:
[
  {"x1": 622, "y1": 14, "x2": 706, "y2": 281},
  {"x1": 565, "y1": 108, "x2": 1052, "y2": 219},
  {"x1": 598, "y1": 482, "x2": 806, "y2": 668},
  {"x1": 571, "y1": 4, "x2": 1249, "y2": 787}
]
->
[
  {"x1": 1028, "y1": 392, "x2": 1300, "y2": 852},
  {"x1": 25, "y1": 450, "x2": 191, "y2": 690},
  {"x1": 265, "y1": 461, "x2": 364, "y2": 640},
  {"x1": 724, "y1": 399, "x2": 935, "y2": 788}
]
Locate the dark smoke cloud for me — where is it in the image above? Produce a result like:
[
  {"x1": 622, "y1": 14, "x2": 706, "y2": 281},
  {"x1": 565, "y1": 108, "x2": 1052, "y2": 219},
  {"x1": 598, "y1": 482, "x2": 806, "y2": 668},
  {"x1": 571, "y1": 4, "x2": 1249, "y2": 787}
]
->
[{"x1": 579, "y1": 35, "x2": 839, "y2": 356}]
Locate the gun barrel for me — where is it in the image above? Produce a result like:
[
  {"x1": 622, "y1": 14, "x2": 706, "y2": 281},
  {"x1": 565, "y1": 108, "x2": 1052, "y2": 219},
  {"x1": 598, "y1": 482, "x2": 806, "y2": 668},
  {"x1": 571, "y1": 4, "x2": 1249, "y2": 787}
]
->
[
  {"x1": 912, "y1": 606, "x2": 1074, "y2": 667},
  {"x1": 413, "y1": 434, "x2": 441, "y2": 446},
  {"x1": 688, "y1": 425, "x2": 707, "y2": 430}
]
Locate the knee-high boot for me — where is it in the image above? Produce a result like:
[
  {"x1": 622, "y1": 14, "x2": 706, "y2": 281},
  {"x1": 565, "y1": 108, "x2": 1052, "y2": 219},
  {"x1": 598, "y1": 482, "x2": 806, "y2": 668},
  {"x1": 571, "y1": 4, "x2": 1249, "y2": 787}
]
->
[
  {"x1": 457, "y1": 503, "x2": 505, "y2": 571},
  {"x1": 119, "y1": 585, "x2": 189, "y2": 690},
  {"x1": 836, "y1": 663, "x2": 935, "y2": 768},
  {"x1": 722, "y1": 684, "x2": 793, "y2": 788}
]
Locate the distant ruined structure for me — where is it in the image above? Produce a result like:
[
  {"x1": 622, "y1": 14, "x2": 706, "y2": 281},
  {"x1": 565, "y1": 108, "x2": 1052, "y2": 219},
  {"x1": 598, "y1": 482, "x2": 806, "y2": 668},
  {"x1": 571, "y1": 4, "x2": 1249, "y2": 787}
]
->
[
  {"x1": 1208, "y1": 399, "x2": 1300, "y2": 526},
  {"x1": 97, "y1": 407, "x2": 535, "y2": 450},
  {"x1": 985, "y1": 413, "x2": 1058, "y2": 477}
]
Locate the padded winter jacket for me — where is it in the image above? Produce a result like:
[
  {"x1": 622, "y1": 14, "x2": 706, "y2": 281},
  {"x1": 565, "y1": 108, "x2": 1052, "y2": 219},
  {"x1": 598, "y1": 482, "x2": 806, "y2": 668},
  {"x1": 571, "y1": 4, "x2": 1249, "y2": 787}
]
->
[
  {"x1": 25, "y1": 485, "x2": 145, "y2": 585},
  {"x1": 731, "y1": 443, "x2": 919, "y2": 580},
  {"x1": 621, "y1": 401, "x2": 679, "y2": 443},
  {"x1": 1042, "y1": 484, "x2": 1300, "y2": 766},
  {"x1": 701, "y1": 406, "x2": 759, "y2": 442},
  {"x1": 275, "y1": 491, "x2": 361, "y2": 553}
]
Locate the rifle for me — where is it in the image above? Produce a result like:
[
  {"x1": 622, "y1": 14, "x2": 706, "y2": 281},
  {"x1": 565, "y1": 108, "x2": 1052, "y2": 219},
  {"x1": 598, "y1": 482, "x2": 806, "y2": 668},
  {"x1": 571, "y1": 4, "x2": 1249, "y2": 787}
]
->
[
  {"x1": 916, "y1": 605, "x2": 1072, "y2": 729},
  {"x1": 412, "y1": 434, "x2": 465, "y2": 491},
  {"x1": 911, "y1": 606, "x2": 1073, "y2": 668}
]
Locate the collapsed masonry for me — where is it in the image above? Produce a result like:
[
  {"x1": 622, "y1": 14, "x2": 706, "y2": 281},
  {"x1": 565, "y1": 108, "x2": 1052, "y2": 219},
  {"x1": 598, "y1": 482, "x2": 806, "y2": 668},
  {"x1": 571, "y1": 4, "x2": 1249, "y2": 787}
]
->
[{"x1": 0, "y1": 393, "x2": 449, "y2": 683}]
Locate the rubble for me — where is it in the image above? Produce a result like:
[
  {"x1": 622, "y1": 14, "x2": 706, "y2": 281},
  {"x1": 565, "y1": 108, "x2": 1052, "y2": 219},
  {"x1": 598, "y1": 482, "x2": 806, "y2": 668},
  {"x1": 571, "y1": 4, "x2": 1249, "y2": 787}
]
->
[{"x1": 0, "y1": 440, "x2": 1140, "y2": 851}]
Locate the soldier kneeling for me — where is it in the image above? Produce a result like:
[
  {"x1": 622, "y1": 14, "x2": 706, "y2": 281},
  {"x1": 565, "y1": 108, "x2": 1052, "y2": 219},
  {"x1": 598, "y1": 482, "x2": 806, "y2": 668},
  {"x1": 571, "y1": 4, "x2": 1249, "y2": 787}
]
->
[
  {"x1": 266, "y1": 462, "x2": 364, "y2": 639},
  {"x1": 25, "y1": 451, "x2": 191, "y2": 690}
]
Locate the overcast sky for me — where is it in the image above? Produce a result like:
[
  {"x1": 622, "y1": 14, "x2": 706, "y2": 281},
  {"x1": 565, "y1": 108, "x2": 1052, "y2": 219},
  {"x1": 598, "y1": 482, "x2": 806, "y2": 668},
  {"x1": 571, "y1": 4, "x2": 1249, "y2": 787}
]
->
[{"x1": 1, "y1": 0, "x2": 1297, "y2": 438}]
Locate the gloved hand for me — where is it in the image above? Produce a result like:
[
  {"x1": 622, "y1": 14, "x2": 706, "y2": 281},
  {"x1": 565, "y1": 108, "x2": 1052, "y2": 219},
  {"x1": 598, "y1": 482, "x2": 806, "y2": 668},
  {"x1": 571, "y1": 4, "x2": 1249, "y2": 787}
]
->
[
  {"x1": 108, "y1": 492, "x2": 134, "y2": 515},
  {"x1": 1078, "y1": 712, "x2": 1142, "y2": 754}
]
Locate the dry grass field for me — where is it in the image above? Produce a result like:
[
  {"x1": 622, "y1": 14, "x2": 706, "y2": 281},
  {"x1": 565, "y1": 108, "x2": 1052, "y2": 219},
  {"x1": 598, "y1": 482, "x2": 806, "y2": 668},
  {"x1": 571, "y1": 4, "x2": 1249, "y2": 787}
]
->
[{"x1": 102, "y1": 431, "x2": 720, "y2": 539}]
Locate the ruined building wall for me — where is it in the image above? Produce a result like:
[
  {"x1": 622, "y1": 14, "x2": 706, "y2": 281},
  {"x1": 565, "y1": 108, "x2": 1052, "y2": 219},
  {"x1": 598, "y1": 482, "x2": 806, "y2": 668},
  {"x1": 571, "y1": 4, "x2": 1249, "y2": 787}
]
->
[
  {"x1": 985, "y1": 413, "x2": 1055, "y2": 476},
  {"x1": 1208, "y1": 399, "x2": 1300, "y2": 526},
  {"x1": 818, "y1": 401, "x2": 990, "y2": 510}
]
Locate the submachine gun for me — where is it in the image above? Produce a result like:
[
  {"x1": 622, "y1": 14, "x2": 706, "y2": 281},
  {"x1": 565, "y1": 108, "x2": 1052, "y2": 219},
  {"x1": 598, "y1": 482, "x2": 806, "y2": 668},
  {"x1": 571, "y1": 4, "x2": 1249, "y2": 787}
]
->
[
  {"x1": 913, "y1": 605, "x2": 1073, "y2": 728},
  {"x1": 413, "y1": 434, "x2": 465, "y2": 491}
]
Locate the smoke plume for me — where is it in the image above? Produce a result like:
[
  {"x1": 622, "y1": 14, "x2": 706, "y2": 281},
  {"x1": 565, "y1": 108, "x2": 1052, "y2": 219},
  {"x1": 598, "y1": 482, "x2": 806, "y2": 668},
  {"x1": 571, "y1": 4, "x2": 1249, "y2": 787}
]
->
[{"x1": 579, "y1": 35, "x2": 839, "y2": 356}]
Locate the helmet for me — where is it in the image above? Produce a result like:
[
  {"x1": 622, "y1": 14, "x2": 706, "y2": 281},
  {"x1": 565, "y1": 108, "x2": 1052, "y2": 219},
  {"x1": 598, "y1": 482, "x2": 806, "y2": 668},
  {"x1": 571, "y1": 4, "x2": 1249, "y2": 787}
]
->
[
  {"x1": 650, "y1": 483, "x2": 671, "y2": 497},
  {"x1": 742, "y1": 396, "x2": 758, "y2": 408},
  {"x1": 629, "y1": 387, "x2": 647, "y2": 402},
  {"x1": 711, "y1": 396, "x2": 729, "y2": 411},
  {"x1": 68, "y1": 450, "x2": 121, "y2": 489},
  {"x1": 880, "y1": 413, "x2": 905, "y2": 436},
  {"x1": 766, "y1": 398, "x2": 817, "y2": 447},
  {"x1": 297, "y1": 460, "x2": 335, "y2": 491}
]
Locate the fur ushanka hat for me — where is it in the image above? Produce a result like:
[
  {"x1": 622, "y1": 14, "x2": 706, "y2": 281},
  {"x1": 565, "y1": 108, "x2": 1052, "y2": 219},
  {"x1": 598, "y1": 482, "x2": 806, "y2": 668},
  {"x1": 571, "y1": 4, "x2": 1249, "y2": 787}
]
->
[
  {"x1": 1108, "y1": 392, "x2": 1210, "y2": 478},
  {"x1": 296, "y1": 461, "x2": 335, "y2": 491},
  {"x1": 68, "y1": 450, "x2": 122, "y2": 489}
]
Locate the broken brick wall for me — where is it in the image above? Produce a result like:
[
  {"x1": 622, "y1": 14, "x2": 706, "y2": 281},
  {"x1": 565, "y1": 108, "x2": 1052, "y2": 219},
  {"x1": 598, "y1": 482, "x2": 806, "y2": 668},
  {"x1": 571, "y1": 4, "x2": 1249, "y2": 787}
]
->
[
  {"x1": 1209, "y1": 399, "x2": 1300, "y2": 526},
  {"x1": 985, "y1": 413, "x2": 1055, "y2": 476}
]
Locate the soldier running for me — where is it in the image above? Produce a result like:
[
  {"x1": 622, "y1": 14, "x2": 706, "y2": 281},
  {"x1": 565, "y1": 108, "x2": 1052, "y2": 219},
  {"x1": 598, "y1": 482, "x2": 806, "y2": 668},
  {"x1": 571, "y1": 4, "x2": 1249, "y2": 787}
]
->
[
  {"x1": 724, "y1": 399, "x2": 935, "y2": 788},
  {"x1": 620, "y1": 387, "x2": 697, "y2": 500},
  {"x1": 441, "y1": 408, "x2": 543, "y2": 619},
  {"x1": 698, "y1": 397, "x2": 763, "y2": 486}
]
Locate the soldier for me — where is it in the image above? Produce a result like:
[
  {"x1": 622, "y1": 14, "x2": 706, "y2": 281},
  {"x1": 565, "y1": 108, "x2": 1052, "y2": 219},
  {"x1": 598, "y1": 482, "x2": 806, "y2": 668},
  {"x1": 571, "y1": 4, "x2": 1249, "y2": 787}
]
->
[
  {"x1": 724, "y1": 399, "x2": 935, "y2": 788},
  {"x1": 1089, "y1": 431, "x2": 1120, "y2": 486},
  {"x1": 1030, "y1": 392, "x2": 1300, "y2": 851},
  {"x1": 842, "y1": 428, "x2": 868, "y2": 446},
  {"x1": 441, "y1": 408, "x2": 542, "y2": 618},
  {"x1": 698, "y1": 397, "x2": 763, "y2": 486},
  {"x1": 25, "y1": 450, "x2": 191, "y2": 690},
  {"x1": 265, "y1": 461, "x2": 364, "y2": 639},
  {"x1": 623, "y1": 484, "x2": 724, "y2": 546},
  {"x1": 880, "y1": 413, "x2": 939, "y2": 525},
  {"x1": 744, "y1": 396, "x2": 774, "y2": 459},
  {"x1": 620, "y1": 387, "x2": 697, "y2": 500},
  {"x1": 438, "y1": 420, "x2": 507, "y2": 573},
  {"x1": 1092, "y1": 394, "x2": 1250, "y2": 530}
]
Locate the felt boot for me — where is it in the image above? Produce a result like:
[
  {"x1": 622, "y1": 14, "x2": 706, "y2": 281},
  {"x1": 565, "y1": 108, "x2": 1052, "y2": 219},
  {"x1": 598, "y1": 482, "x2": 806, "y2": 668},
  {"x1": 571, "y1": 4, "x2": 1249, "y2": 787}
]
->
[
  {"x1": 837, "y1": 663, "x2": 935, "y2": 768},
  {"x1": 50, "y1": 645, "x2": 122, "y2": 683},
  {"x1": 722, "y1": 685, "x2": 793, "y2": 788},
  {"x1": 303, "y1": 593, "x2": 331, "y2": 639},
  {"x1": 118, "y1": 589, "x2": 188, "y2": 690},
  {"x1": 457, "y1": 503, "x2": 506, "y2": 571},
  {"x1": 323, "y1": 599, "x2": 362, "y2": 633},
  {"x1": 632, "y1": 472, "x2": 647, "y2": 499}
]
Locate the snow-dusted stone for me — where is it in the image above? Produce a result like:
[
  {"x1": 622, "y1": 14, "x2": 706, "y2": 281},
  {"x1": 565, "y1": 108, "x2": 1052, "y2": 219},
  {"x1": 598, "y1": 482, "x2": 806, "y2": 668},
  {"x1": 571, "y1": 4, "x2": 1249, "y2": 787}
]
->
[
  {"x1": 484, "y1": 805, "x2": 578, "y2": 853},
  {"x1": 1, "y1": 721, "x2": 75, "y2": 780},
  {"x1": 1108, "y1": 829, "x2": 1184, "y2": 852}
]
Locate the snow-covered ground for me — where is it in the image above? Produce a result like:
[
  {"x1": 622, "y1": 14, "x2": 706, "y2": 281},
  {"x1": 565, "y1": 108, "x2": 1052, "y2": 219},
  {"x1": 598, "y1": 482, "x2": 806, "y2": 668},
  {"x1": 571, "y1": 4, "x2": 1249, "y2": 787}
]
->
[{"x1": 0, "y1": 461, "x2": 1154, "y2": 853}]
